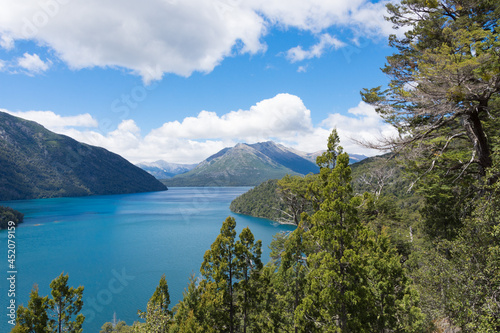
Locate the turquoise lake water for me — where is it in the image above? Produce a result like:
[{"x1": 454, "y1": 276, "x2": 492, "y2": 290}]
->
[{"x1": 0, "y1": 187, "x2": 295, "y2": 332}]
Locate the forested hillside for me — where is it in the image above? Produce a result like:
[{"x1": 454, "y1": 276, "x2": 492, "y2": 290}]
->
[
  {"x1": 0, "y1": 206, "x2": 23, "y2": 229},
  {"x1": 0, "y1": 111, "x2": 167, "y2": 200},
  {"x1": 163, "y1": 141, "x2": 319, "y2": 187},
  {"x1": 12, "y1": 0, "x2": 500, "y2": 332}
]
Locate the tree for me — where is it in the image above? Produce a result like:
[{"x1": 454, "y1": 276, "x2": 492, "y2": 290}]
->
[
  {"x1": 136, "y1": 274, "x2": 172, "y2": 333},
  {"x1": 274, "y1": 223, "x2": 308, "y2": 333},
  {"x1": 277, "y1": 175, "x2": 314, "y2": 225},
  {"x1": 14, "y1": 285, "x2": 49, "y2": 333},
  {"x1": 200, "y1": 216, "x2": 239, "y2": 333},
  {"x1": 295, "y1": 130, "x2": 424, "y2": 332},
  {"x1": 100, "y1": 320, "x2": 133, "y2": 333},
  {"x1": 48, "y1": 273, "x2": 84, "y2": 333},
  {"x1": 234, "y1": 227, "x2": 262, "y2": 333},
  {"x1": 150, "y1": 274, "x2": 171, "y2": 316},
  {"x1": 13, "y1": 274, "x2": 84, "y2": 333},
  {"x1": 361, "y1": 0, "x2": 500, "y2": 185},
  {"x1": 169, "y1": 274, "x2": 207, "y2": 333}
]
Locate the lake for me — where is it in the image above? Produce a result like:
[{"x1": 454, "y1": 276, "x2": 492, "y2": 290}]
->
[{"x1": 0, "y1": 187, "x2": 295, "y2": 332}]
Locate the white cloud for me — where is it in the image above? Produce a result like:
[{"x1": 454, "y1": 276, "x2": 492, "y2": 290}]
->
[
  {"x1": 16, "y1": 53, "x2": 51, "y2": 75},
  {"x1": 0, "y1": 0, "x2": 397, "y2": 82},
  {"x1": 321, "y1": 101, "x2": 398, "y2": 152},
  {"x1": 286, "y1": 33, "x2": 346, "y2": 63},
  {"x1": 1, "y1": 109, "x2": 98, "y2": 131},
  {"x1": 297, "y1": 65, "x2": 307, "y2": 73},
  {"x1": 1, "y1": 95, "x2": 394, "y2": 164},
  {"x1": 0, "y1": 34, "x2": 14, "y2": 49},
  {"x1": 148, "y1": 93, "x2": 313, "y2": 141},
  {"x1": 0, "y1": 59, "x2": 5, "y2": 71}
]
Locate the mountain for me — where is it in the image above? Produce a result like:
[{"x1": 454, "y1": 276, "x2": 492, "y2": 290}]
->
[
  {"x1": 136, "y1": 160, "x2": 197, "y2": 179},
  {"x1": 162, "y1": 141, "x2": 320, "y2": 186},
  {"x1": 230, "y1": 152, "x2": 412, "y2": 223},
  {"x1": 349, "y1": 153, "x2": 368, "y2": 164},
  {"x1": 0, "y1": 111, "x2": 167, "y2": 200},
  {"x1": 291, "y1": 148, "x2": 367, "y2": 165}
]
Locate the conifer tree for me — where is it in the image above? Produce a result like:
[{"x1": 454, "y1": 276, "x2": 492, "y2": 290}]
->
[
  {"x1": 235, "y1": 227, "x2": 262, "y2": 333},
  {"x1": 48, "y1": 273, "x2": 84, "y2": 333},
  {"x1": 274, "y1": 223, "x2": 308, "y2": 333},
  {"x1": 14, "y1": 285, "x2": 49, "y2": 333},
  {"x1": 137, "y1": 274, "x2": 172, "y2": 332},
  {"x1": 296, "y1": 130, "x2": 423, "y2": 332},
  {"x1": 200, "y1": 216, "x2": 239, "y2": 333}
]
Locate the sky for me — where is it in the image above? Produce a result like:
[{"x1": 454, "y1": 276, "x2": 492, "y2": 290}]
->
[{"x1": 0, "y1": 0, "x2": 400, "y2": 164}]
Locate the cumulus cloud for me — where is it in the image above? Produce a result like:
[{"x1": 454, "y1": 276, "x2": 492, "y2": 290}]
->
[
  {"x1": 1, "y1": 95, "x2": 394, "y2": 164},
  {"x1": 2, "y1": 109, "x2": 98, "y2": 131},
  {"x1": 0, "y1": 34, "x2": 14, "y2": 49},
  {"x1": 16, "y1": 53, "x2": 51, "y2": 75},
  {"x1": 286, "y1": 33, "x2": 346, "y2": 63},
  {"x1": 321, "y1": 101, "x2": 398, "y2": 152},
  {"x1": 0, "y1": 0, "x2": 396, "y2": 81}
]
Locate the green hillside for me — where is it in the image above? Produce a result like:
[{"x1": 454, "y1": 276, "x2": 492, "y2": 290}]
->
[
  {"x1": 163, "y1": 142, "x2": 313, "y2": 186},
  {"x1": 0, "y1": 111, "x2": 167, "y2": 200},
  {"x1": 0, "y1": 206, "x2": 23, "y2": 229},
  {"x1": 230, "y1": 153, "x2": 421, "y2": 224}
]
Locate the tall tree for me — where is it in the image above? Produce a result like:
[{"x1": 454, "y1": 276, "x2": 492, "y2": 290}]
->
[
  {"x1": 150, "y1": 274, "x2": 171, "y2": 316},
  {"x1": 274, "y1": 223, "x2": 308, "y2": 333},
  {"x1": 361, "y1": 0, "x2": 500, "y2": 185},
  {"x1": 235, "y1": 227, "x2": 262, "y2": 333},
  {"x1": 14, "y1": 285, "x2": 49, "y2": 333},
  {"x1": 48, "y1": 273, "x2": 84, "y2": 333},
  {"x1": 296, "y1": 130, "x2": 424, "y2": 332},
  {"x1": 200, "y1": 216, "x2": 239, "y2": 333},
  {"x1": 137, "y1": 274, "x2": 172, "y2": 333},
  {"x1": 277, "y1": 175, "x2": 314, "y2": 225}
]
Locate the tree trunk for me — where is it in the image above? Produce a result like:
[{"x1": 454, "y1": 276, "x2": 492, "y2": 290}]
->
[{"x1": 463, "y1": 105, "x2": 492, "y2": 175}]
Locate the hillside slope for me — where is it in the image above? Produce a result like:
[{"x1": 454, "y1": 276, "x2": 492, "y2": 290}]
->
[
  {"x1": 136, "y1": 160, "x2": 197, "y2": 179},
  {"x1": 230, "y1": 153, "x2": 419, "y2": 222},
  {"x1": 163, "y1": 141, "x2": 319, "y2": 186},
  {"x1": 0, "y1": 111, "x2": 167, "y2": 200}
]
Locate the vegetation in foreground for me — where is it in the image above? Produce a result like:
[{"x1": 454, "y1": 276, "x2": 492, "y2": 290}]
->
[
  {"x1": 0, "y1": 206, "x2": 24, "y2": 229},
  {"x1": 11, "y1": 0, "x2": 500, "y2": 331}
]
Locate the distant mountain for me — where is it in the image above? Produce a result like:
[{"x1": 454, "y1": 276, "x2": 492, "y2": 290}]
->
[
  {"x1": 230, "y1": 152, "x2": 408, "y2": 222},
  {"x1": 349, "y1": 153, "x2": 368, "y2": 164},
  {"x1": 0, "y1": 111, "x2": 167, "y2": 200},
  {"x1": 136, "y1": 160, "x2": 197, "y2": 179},
  {"x1": 162, "y1": 141, "x2": 320, "y2": 186},
  {"x1": 291, "y1": 148, "x2": 367, "y2": 165}
]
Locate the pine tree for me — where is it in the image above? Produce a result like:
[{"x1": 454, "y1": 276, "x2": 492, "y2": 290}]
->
[
  {"x1": 274, "y1": 223, "x2": 308, "y2": 333},
  {"x1": 234, "y1": 227, "x2": 262, "y2": 333},
  {"x1": 137, "y1": 274, "x2": 172, "y2": 332},
  {"x1": 48, "y1": 273, "x2": 84, "y2": 333},
  {"x1": 296, "y1": 130, "x2": 424, "y2": 332},
  {"x1": 14, "y1": 284, "x2": 49, "y2": 333},
  {"x1": 200, "y1": 216, "x2": 239, "y2": 333}
]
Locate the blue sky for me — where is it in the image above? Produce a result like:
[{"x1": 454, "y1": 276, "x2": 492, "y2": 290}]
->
[{"x1": 0, "y1": 0, "x2": 399, "y2": 164}]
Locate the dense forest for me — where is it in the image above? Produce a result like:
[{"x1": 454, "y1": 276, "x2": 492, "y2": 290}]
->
[
  {"x1": 0, "y1": 206, "x2": 23, "y2": 229},
  {"x1": 0, "y1": 111, "x2": 166, "y2": 201},
  {"x1": 11, "y1": 0, "x2": 500, "y2": 331}
]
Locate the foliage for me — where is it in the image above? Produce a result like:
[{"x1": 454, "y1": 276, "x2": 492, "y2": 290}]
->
[
  {"x1": 48, "y1": 273, "x2": 85, "y2": 333},
  {"x1": 15, "y1": 285, "x2": 49, "y2": 333},
  {"x1": 0, "y1": 111, "x2": 166, "y2": 201},
  {"x1": 0, "y1": 205, "x2": 24, "y2": 229},
  {"x1": 100, "y1": 320, "x2": 133, "y2": 333},
  {"x1": 13, "y1": 273, "x2": 84, "y2": 333},
  {"x1": 229, "y1": 180, "x2": 288, "y2": 221}
]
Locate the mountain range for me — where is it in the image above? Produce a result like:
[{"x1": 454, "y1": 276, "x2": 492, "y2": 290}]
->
[
  {"x1": 136, "y1": 161, "x2": 197, "y2": 179},
  {"x1": 0, "y1": 111, "x2": 166, "y2": 201},
  {"x1": 162, "y1": 141, "x2": 321, "y2": 186}
]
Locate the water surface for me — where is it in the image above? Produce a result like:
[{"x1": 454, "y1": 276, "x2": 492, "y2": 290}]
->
[{"x1": 0, "y1": 187, "x2": 295, "y2": 332}]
